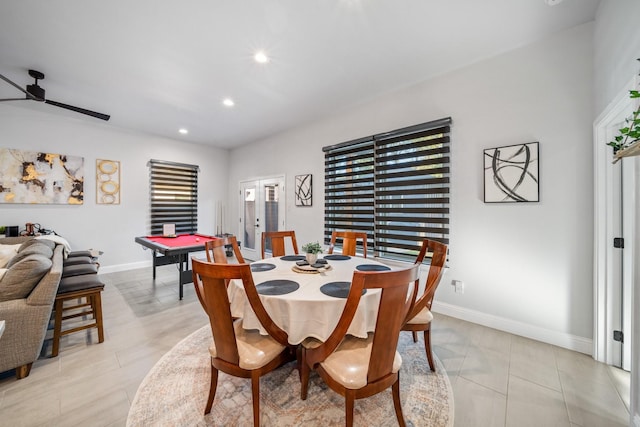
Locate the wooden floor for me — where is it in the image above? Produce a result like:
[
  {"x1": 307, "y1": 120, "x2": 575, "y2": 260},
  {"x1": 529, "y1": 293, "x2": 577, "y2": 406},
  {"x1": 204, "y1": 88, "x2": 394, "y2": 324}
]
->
[{"x1": 0, "y1": 263, "x2": 631, "y2": 427}]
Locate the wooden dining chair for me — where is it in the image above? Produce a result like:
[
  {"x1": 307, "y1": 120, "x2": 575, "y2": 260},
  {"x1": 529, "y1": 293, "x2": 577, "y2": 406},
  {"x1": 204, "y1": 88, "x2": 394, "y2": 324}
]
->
[
  {"x1": 192, "y1": 259, "x2": 292, "y2": 426},
  {"x1": 402, "y1": 239, "x2": 448, "y2": 371},
  {"x1": 261, "y1": 230, "x2": 299, "y2": 259},
  {"x1": 204, "y1": 235, "x2": 244, "y2": 264},
  {"x1": 299, "y1": 264, "x2": 420, "y2": 427},
  {"x1": 328, "y1": 230, "x2": 367, "y2": 258}
]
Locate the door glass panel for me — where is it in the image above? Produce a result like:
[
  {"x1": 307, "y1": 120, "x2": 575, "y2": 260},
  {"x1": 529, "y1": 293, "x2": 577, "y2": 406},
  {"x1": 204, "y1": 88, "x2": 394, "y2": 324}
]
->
[
  {"x1": 244, "y1": 188, "x2": 256, "y2": 250},
  {"x1": 263, "y1": 184, "x2": 279, "y2": 252}
]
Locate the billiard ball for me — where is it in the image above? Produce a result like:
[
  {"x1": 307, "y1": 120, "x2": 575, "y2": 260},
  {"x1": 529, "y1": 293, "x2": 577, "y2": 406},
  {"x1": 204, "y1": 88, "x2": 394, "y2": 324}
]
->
[{"x1": 196, "y1": 238, "x2": 200, "y2": 242}]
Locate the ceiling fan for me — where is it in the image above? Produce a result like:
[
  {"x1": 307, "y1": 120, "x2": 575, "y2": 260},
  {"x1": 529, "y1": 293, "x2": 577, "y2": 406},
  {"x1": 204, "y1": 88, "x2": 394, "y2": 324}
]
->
[{"x1": 0, "y1": 69, "x2": 110, "y2": 121}]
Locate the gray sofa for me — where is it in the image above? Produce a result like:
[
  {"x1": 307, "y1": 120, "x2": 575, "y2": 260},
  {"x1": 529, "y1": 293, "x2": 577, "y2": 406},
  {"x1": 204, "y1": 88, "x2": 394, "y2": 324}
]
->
[{"x1": 0, "y1": 237, "x2": 64, "y2": 379}]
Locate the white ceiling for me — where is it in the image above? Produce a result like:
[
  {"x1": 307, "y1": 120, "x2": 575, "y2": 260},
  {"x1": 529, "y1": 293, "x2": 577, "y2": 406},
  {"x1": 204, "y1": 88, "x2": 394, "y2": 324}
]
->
[{"x1": 0, "y1": 0, "x2": 600, "y2": 149}]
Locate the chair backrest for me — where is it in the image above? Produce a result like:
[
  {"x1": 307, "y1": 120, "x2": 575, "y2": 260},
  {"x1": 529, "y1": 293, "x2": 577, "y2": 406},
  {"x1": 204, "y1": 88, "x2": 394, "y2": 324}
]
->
[
  {"x1": 306, "y1": 264, "x2": 420, "y2": 384},
  {"x1": 328, "y1": 230, "x2": 367, "y2": 258},
  {"x1": 192, "y1": 259, "x2": 289, "y2": 365},
  {"x1": 406, "y1": 239, "x2": 448, "y2": 322},
  {"x1": 261, "y1": 230, "x2": 299, "y2": 259},
  {"x1": 205, "y1": 235, "x2": 244, "y2": 264}
]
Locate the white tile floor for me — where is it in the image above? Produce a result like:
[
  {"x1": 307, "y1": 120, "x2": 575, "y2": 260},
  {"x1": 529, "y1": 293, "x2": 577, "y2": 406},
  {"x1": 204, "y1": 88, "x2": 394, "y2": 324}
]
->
[{"x1": 0, "y1": 264, "x2": 631, "y2": 426}]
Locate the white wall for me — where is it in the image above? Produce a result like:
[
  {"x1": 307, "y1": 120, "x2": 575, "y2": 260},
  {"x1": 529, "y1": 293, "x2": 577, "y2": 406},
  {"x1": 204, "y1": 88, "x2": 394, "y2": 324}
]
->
[
  {"x1": 0, "y1": 105, "x2": 229, "y2": 270},
  {"x1": 229, "y1": 23, "x2": 595, "y2": 350}
]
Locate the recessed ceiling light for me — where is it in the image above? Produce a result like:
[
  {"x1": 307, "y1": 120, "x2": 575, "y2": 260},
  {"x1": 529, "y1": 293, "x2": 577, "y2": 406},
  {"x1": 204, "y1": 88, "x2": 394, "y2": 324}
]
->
[
  {"x1": 254, "y1": 51, "x2": 269, "y2": 64},
  {"x1": 178, "y1": 128, "x2": 188, "y2": 135},
  {"x1": 544, "y1": 0, "x2": 563, "y2": 5},
  {"x1": 223, "y1": 98, "x2": 235, "y2": 107}
]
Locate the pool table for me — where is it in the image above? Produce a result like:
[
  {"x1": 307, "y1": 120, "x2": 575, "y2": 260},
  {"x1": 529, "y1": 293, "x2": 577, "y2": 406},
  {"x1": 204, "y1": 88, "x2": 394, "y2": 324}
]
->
[{"x1": 134, "y1": 233, "x2": 218, "y2": 299}]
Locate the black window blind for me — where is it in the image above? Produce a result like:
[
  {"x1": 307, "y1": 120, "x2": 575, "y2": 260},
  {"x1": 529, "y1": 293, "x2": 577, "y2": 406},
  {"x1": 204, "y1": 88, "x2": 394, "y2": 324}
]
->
[
  {"x1": 148, "y1": 159, "x2": 199, "y2": 235},
  {"x1": 324, "y1": 118, "x2": 451, "y2": 261}
]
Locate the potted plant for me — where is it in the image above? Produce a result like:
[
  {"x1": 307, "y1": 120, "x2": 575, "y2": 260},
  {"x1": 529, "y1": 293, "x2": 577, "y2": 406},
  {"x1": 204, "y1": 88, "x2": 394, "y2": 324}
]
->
[
  {"x1": 302, "y1": 241, "x2": 323, "y2": 264},
  {"x1": 608, "y1": 59, "x2": 640, "y2": 160},
  {"x1": 0, "y1": 226, "x2": 5, "y2": 238}
]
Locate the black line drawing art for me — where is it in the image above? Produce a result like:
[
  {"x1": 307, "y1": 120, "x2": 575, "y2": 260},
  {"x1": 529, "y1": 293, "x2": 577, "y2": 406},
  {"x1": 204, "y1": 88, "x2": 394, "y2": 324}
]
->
[
  {"x1": 295, "y1": 174, "x2": 312, "y2": 206},
  {"x1": 484, "y1": 142, "x2": 539, "y2": 203}
]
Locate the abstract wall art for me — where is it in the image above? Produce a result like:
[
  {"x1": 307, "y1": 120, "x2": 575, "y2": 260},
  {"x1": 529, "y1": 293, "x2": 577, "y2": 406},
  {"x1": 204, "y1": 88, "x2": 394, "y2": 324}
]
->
[
  {"x1": 96, "y1": 159, "x2": 120, "y2": 204},
  {"x1": 295, "y1": 174, "x2": 312, "y2": 206},
  {"x1": 0, "y1": 147, "x2": 84, "y2": 204},
  {"x1": 483, "y1": 142, "x2": 539, "y2": 203}
]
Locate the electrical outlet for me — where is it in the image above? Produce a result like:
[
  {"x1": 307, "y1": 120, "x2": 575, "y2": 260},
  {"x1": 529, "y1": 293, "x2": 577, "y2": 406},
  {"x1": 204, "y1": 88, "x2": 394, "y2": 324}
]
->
[{"x1": 451, "y1": 280, "x2": 464, "y2": 294}]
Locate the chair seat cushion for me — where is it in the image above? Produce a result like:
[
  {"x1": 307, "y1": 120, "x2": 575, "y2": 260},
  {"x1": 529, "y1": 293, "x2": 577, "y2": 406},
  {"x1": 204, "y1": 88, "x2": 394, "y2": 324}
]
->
[
  {"x1": 209, "y1": 320, "x2": 285, "y2": 370},
  {"x1": 319, "y1": 333, "x2": 402, "y2": 389},
  {"x1": 62, "y1": 263, "x2": 99, "y2": 277},
  {"x1": 63, "y1": 256, "x2": 95, "y2": 266},
  {"x1": 58, "y1": 274, "x2": 104, "y2": 294},
  {"x1": 406, "y1": 306, "x2": 434, "y2": 325}
]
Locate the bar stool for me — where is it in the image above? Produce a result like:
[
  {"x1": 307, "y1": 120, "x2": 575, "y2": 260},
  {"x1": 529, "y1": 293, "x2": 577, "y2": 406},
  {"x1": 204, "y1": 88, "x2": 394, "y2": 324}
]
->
[{"x1": 52, "y1": 273, "x2": 105, "y2": 357}]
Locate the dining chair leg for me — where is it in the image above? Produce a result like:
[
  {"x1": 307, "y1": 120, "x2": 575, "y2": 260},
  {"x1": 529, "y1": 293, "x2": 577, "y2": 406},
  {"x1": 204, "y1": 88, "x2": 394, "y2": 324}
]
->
[
  {"x1": 251, "y1": 371, "x2": 261, "y2": 427},
  {"x1": 204, "y1": 363, "x2": 218, "y2": 414},
  {"x1": 392, "y1": 377, "x2": 406, "y2": 427},
  {"x1": 424, "y1": 328, "x2": 435, "y2": 372},
  {"x1": 345, "y1": 390, "x2": 355, "y2": 427},
  {"x1": 300, "y1": 350, "x2": 310, "y2": 400},
  {"x1": 411, "y1": 331, "x2": 418, "y2": 343}
]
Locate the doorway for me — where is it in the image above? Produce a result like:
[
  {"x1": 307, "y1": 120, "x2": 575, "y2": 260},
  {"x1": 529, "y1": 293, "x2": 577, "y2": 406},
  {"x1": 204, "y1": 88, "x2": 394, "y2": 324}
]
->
[
  {"x1": 239, "y1": 176, "x2": 286, "y2": 261},
  {"x1": 594, "y1": 77, "x2": 637, "y2": 371}
]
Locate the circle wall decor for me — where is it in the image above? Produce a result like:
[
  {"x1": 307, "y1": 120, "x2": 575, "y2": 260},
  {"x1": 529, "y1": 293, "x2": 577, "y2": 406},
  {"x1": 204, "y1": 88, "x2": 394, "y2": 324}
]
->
[{"x1": 96, "y1": 159, "x2": 120, "y2": 204}]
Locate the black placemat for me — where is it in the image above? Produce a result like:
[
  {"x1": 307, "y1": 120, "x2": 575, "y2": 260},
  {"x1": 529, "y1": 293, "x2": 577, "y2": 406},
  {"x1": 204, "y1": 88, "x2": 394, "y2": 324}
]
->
[
  {"x1": 320, "y1": 281, "x2": 366, "y2": 298},
  {"x1": 256, "y1": 279, "x2": 300, "y2": 295},
  {"x1": 251, "y1": 263, "x2": 276, "y2": 272},
  {"x1": 280, "y1": 255, "x2": 306, "y2": 261},
  {"x1": 323, "y1": 255, "x2": 351, "y2": 261},
  {"x1": 355, "y1": 264, "x2": 391, "y2": 272}
]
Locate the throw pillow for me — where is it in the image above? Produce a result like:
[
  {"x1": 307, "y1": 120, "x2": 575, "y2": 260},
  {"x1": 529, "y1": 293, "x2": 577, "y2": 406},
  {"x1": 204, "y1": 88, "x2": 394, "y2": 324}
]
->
[
  {"x1": 18, "y1": 238, "x2": 55, "y2": 252},
  {"x1": 0, "y1": 254, "x2": 52, "y2": 302},
  {"x1": 0, "y1": 244, "x2": 22, "y2": 268},
  {"x1": 7, "y1": 243, "x2": 54, "y2": 268}
]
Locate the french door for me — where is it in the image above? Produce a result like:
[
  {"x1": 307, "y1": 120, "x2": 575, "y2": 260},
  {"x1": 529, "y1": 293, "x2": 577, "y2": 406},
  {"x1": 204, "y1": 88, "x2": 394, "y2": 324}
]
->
[{"x1": 238, "y1": 176, "x2": 285, "y2": 261}]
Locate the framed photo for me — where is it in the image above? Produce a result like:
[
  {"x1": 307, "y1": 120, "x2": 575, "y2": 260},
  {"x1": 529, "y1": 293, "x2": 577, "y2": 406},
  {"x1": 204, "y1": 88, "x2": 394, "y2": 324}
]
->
[
  {"x1": 484, "y1": 142, "x2": 539, "y2": 203},
  {"x1": 295, "y1": 174, "x2": 312, "y2": 206}
]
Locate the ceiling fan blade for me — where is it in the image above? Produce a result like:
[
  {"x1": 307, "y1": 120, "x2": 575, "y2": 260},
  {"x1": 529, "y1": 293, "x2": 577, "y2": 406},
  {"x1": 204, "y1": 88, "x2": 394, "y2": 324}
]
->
[
  {"x1": 45, "y1": 99, "x2": 110, "y2": 121},
  {"x1": 0, "y1": 73, "x2": 38, "y2": 100}
]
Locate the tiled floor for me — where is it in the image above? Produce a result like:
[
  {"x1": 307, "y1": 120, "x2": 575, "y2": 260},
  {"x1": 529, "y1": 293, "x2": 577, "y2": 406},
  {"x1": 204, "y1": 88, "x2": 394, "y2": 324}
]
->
[{"x1": 0, "y1": 263, "x2": 631, "y2": 426}]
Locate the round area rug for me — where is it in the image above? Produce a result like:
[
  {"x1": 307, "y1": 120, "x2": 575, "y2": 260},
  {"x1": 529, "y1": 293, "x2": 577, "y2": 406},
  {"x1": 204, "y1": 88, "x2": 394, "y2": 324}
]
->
[{"x1": 127, "y1": 326, "x2": 454, "y2": 427}]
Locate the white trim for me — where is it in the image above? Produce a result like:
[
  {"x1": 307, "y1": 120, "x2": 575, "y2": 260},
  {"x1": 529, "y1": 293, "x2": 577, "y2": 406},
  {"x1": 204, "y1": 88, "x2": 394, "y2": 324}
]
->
[
  {"x1": 432, "y1": 301, "x2": 592, "y2": 354},
  {"x1": 593, "y1": 75, "x2": 639, "y2": 364},
  {"x1": 99, "y1": 260, "x2": 150, "y2": 274}
]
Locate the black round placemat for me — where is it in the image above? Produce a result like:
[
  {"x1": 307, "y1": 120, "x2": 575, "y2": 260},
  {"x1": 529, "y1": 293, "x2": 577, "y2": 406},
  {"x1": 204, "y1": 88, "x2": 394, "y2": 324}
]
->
[
  {"x1": 323, "y1": 255, "x2": 351, "y2": 261},
  {"x1": 320, "y1": 281, "x2": 366, "y2": 298},
  {"x1": 355, "y1": 264, "x2": 391, "y2": 272},
  {"x1": 256, "y1": 280, "x2": 300, "y2": 295},
  {"x1": 251, "y1": 263, "x2": 276, "y2": 272},
  {"x1": 280, "y1": 255, "x2": 306, "y2": 261}
]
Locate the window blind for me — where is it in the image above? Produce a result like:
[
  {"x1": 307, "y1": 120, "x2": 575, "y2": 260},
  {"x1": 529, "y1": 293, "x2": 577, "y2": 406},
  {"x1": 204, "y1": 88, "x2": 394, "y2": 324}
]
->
[
  {"x1": 148, "y1": 159, "x2": 199, "y2": 235},
  {"x1": 324, "y1": 118, "x2": 451, "y2": 262}
]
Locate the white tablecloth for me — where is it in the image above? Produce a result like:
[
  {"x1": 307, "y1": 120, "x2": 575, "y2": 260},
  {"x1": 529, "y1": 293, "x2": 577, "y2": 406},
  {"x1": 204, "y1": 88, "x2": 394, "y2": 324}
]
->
[{"x1": 228, "y1": 256, "x2": 396, "y2": 345}]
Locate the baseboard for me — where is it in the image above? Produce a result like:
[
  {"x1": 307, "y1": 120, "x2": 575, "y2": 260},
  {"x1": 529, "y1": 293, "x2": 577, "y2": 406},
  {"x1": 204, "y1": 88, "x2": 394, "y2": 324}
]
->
[
  {"x1": 99, "y1": 260, "x2": 150, "y2": 274},
  {"x1": 432, "y1": 301, "x2": 593, "y2": 355}
]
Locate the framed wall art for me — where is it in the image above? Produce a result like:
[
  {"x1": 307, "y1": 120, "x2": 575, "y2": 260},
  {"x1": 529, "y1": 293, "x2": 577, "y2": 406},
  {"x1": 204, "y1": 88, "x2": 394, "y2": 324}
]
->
[
  {"x1": 0, "y1": 147, "x2": 84, "y2": 204},
  {"x1": 295, "y1": 174, "x2": 312, "y2": 206},
  {"x1": 483, "y1": 142, "x2": 539, "y2": 203},
  {"x1": 96, "y1": 159, "x2": 120, "y2": 204}
]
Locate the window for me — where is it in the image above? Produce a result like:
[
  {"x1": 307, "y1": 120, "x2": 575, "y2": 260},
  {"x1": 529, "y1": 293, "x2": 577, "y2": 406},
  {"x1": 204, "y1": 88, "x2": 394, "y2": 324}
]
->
[
  {"x1": 324, "y1": 118, "x2": 451, "y2": 262},
  {"x1": 148, "y1": 159, "x2": 199, "y2": 235}
]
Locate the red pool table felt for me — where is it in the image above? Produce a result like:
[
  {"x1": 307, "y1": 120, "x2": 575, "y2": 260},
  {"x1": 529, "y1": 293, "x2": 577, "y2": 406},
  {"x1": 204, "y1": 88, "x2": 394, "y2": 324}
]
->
[{"x1": 143, "y1": 233, "x2": 217, "y2": 249}]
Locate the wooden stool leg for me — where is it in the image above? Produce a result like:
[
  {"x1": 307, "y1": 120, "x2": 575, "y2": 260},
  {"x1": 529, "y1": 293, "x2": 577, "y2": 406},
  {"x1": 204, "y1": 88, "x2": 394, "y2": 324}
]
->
[
  {"x1": 93, "y1": 292, "x2": 104, "y2": 343},
  {"x1": 52, "y1": 298, "x2": 64, "y2": 357}
]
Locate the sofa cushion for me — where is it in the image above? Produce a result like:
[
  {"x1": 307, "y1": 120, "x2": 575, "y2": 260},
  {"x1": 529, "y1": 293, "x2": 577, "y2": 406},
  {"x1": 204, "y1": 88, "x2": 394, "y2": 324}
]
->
[
  {"x1": 19, "y1": 238, "x2": 56, "y2": 252},
  {"x1": 7, "y1": 243, "x2": 54, "y2": 268},
  {"x1": 0, "y1": 254, "x2": 53, "y2": 302},
  {"x1": 0, "y1": 244, "x2": 22, "y2": 268}
]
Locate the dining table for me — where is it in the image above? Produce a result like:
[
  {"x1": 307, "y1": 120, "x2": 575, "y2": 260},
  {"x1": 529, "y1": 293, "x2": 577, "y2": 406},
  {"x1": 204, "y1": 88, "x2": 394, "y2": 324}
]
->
[{"x1": 227, "y1": 254, "x2": 398, "y2": 345}]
